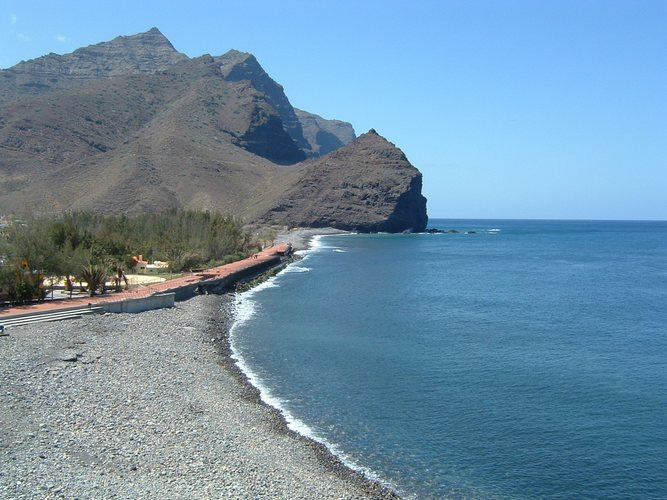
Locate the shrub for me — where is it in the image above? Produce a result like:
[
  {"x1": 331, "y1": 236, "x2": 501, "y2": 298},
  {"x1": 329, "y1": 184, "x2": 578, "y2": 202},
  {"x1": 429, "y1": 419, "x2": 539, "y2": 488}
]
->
[{"x1": 81, "y1": 264, "x2": 107, "y2": 296}]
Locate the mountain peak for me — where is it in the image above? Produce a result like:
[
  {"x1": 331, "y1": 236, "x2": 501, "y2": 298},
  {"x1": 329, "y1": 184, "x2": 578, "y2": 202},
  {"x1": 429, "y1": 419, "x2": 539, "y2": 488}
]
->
[
  {"x1": 214, "y1": 49, "x2": 311, "y2": 153},
  {"x1": 69, "y1": 27, "x2": 185, "y2": 68},
  {"x1": 354, "y1": 128, "x2": 398, "y2": 149},
  {"x1": 0, "y1": 28, "x2": 428, "y2": 232},
  {"x1": 118, "y1": 27, "x2": 177, "y2": 50},
  {"x1": 6, "y1": 27, "x2": 186, "y2": 80},
  {"x1": 216, "y1": 50, "x2": 263, "y2": 81},
  {"x1": 329, "y1": 129, "x2": 407, "y2": 165},
  {"x1": 123, "y1": 26, "x2": 168, "y2": 40},
  {"x1": 220, "y1": 48, "x2": 253, "y2": 60}
]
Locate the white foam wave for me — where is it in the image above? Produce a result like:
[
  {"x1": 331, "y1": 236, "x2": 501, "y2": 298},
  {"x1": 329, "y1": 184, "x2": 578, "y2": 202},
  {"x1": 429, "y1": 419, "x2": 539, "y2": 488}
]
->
[
  {"x1": 229, "y1": 296, "x2": 255, "y2": 333},
  {"x1": 281, "y1": 265, "x2": 311, "y2": 273},
  {"x1": 310, "y1": 236, "x2": 351, "y2": 252},
  {"x1": 292, "y1": 234, "x2": 325, "y2": 262},
  {"x1": 230, "y1": 277, "x2": 280, "y2": 327},
  {"x1": 310, "y1": 234, "x2": 325, "y2": 250},
  {"x1": 247, "y1": 277, "x2": 280, "y2": 294},
  {"x1": 488, "y1": 228, "x2": 501, "y2": 232},
  {"x1": 229, "y1": 231, "x2": 324, "y2": 333}
]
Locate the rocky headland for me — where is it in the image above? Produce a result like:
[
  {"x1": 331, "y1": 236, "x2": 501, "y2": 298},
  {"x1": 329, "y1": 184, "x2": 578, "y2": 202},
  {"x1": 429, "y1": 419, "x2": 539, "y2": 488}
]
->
[{"x1": 261, "y1": 130, "x2": 427, "y2": 232}]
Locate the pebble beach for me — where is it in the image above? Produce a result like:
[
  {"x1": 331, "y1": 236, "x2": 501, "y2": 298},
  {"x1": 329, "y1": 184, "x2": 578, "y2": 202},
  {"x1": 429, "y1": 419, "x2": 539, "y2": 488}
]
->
[{"x1": 0, "y1": 293, "x2": 396, "y2": 498}]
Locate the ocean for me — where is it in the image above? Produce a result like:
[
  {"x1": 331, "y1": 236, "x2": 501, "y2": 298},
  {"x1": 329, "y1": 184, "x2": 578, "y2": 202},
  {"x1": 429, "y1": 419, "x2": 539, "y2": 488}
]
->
[{"x1": 230, "y1": 219, "x2": 667, "y2": 498}]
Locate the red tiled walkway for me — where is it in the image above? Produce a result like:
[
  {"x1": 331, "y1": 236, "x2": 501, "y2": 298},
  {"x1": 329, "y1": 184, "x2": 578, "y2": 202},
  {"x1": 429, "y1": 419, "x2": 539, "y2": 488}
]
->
[{"x1": 0, "y1": 244, "x2": 290, "y2": 320}]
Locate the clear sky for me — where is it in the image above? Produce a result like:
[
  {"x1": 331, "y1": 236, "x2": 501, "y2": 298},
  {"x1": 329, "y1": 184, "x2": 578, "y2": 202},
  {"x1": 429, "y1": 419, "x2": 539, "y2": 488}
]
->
[{"x1": 1, "y1": 0, "x2": 665, "y2": 220}]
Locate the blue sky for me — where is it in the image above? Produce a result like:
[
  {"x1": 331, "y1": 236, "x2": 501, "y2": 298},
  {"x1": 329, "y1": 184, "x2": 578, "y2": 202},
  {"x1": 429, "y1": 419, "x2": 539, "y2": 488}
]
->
[{"x1": 2, "y1": 0, "x2": 665, "y2": 220}]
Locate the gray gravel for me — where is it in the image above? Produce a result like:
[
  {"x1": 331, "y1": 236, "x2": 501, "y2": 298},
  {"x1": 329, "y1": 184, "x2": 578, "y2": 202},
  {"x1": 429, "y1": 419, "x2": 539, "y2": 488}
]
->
[{"x1": 0, "y1": 294, "x2": 397, "y2": 499}]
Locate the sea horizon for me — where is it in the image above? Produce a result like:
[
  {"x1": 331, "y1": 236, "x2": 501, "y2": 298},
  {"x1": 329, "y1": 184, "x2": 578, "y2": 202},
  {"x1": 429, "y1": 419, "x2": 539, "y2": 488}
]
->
[{"x1": 429, "y1": 217, "x2": 667, "y2": 223}]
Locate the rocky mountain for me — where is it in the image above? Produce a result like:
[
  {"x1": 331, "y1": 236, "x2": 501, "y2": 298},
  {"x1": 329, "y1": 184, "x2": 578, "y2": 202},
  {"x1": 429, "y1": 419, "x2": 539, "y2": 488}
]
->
[
  {"x1": 259, "y1": 130, "x2": 426, "y2": 232},
  {"x1": 294, "y1": 109, "x2": 356, "y2": 157},
  {"x1": 217, "y1": 50, "x2": 309, "y2": 157},
  {"x1": 0, "y1": 28, "x2": 188, "y2": 105},
  {"x1": 0, "y1": 28, "x2": 428, "y2": 232}
]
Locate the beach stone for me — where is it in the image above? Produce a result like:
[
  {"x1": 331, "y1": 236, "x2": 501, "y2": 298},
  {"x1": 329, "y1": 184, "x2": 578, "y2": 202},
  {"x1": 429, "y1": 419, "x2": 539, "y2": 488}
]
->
[{"x1": 59, "y1": 350, "x2": 79, "y2": 362}]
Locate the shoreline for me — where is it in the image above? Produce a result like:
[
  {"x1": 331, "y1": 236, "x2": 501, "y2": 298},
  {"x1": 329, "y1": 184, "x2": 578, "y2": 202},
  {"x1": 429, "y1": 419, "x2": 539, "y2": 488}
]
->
[
  {"x1": 230, "y1": 228, "x2": 400, "y2": 498},
  {"x1": 0, "y1": 228, "x2": 397, "y2": 498},
  {"x1": 227, "y1": 229, "x2": 400, "y2": 496},
  {"x1": 213, "y1": 295, "x2": 398, "y2": 498},
  {"x1": 275, "y1": 227, "x2": 350, "y2": 252}
]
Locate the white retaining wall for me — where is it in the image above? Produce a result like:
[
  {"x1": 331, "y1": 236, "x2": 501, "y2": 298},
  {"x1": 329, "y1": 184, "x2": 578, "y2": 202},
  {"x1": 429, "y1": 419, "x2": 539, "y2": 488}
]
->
[{"x1": 101, "y1": 293, "x2": 175, "y2": 314}]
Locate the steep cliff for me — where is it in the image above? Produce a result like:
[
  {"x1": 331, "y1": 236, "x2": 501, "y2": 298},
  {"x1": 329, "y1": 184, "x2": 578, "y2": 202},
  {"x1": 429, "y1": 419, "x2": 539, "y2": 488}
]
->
[
  {"x1": 217, "y1": 50, "x2": 309, "y2": 156},
  {"x1": 260, "y1": 130, "x2": 428, "y2": 232},
  {"x1": 294, "y1": 109, "x2": 356, "y2": 157}
]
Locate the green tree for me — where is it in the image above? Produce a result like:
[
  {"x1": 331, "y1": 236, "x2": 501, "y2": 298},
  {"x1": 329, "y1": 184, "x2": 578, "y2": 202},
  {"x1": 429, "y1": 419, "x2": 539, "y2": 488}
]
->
[{"x1": 0, "y1": 260, "x2": 45, "y2": 305}]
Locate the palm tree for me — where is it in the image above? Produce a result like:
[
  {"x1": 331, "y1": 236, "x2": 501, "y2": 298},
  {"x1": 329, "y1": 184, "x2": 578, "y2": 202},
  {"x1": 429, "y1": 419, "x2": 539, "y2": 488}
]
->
[
  {"x1": 81, "y1": 264, "x2": 107, "y2": 296},
  {"x1": 107, "y1": 256, "x2": 131, "y2": 292}
]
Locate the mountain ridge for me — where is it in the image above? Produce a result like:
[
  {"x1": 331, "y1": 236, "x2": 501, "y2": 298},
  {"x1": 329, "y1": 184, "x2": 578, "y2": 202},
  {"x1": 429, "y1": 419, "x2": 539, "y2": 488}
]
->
[
  {"x1": 0, "y1": 27, "x2": 187, "y2": 105},
  {"x1": 0, "y1": 28, "x2": 428, "y2": 232}
]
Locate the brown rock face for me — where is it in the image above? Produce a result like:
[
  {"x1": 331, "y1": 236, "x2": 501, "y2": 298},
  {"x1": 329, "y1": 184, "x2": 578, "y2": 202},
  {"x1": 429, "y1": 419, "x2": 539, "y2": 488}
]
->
[
  {"x1": 0, "y1": 29, "x2": 428, "y2": 233},
  {"x1": 294, "y1": 109, "x2": 356, "y2": 158},
  {"x1": 217, "y1": 51, "x2": 309, "y2": 158},
  {"x1": 260, "y1": 130, "x2": 428, "y2": 232},
  {"x1": 0, "y1": 28, "x2": 187, "y2": 104}
]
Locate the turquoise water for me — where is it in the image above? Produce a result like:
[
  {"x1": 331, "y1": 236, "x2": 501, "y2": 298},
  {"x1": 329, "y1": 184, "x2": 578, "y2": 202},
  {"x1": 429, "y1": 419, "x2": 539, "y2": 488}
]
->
[{"x1": 230, "y1": 220, "x2": 667, "y2": 498}]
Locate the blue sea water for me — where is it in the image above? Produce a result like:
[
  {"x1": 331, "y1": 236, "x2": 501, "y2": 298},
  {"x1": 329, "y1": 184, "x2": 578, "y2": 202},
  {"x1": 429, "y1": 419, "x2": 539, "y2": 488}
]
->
[{"x1": 230, "y1": 220, "x2": 667, "y2": 499}]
